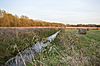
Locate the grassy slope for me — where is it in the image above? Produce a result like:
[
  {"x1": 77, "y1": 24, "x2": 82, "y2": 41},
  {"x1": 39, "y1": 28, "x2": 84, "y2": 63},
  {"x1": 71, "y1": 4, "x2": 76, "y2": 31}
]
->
[{"x1": 0, "y1": 29, "x2": 100, "y2": 66}]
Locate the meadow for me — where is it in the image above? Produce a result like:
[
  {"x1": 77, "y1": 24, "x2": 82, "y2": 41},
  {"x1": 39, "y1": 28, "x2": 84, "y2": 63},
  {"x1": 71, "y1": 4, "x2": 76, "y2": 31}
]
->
[{"x1": 0, "y1": 28, "x2": 100, "y2": 66}]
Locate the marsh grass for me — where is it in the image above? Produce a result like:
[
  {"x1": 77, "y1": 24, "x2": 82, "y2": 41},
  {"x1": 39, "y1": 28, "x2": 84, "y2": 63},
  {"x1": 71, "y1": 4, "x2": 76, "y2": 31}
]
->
[{"x1": 0, "y1": 28, "x2": 100, "y2": 66}]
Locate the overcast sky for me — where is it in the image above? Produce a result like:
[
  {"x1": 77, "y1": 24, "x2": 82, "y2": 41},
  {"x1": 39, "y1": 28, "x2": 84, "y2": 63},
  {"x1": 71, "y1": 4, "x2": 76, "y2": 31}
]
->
[{"x1": 0, "y1": 0, "x2": 100, "y2": 24}]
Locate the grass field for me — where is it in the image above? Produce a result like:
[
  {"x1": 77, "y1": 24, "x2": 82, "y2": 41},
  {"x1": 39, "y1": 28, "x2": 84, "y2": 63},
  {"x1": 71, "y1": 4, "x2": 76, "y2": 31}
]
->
[{"x1": 0, "y1": 28, "x2": 100, "y2": 66}]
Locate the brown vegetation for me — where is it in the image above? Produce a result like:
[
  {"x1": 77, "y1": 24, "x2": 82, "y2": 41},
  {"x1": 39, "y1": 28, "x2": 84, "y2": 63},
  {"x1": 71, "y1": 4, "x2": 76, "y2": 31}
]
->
[{"x1": 0, "y1": 10, "x2": 65, "y2": 27}]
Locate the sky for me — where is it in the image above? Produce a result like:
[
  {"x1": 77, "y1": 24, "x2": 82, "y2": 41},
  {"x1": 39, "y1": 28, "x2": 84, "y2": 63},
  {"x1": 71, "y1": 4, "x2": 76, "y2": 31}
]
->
[{"x1": 0, "y1": 0, "x2": 100, "y2": 24}]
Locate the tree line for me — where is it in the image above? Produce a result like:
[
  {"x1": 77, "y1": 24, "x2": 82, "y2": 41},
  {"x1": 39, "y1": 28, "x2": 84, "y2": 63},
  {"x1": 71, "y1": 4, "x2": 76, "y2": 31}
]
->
[
  {"x1": 66, "y1": 24, "x2": 100, "y2": 27},
  {"x1": 0, "y1": 10, "x2": 65, "y2": 27},
  {"x1": 0, "y1": 9, "x2": 100, "y2": 27}
]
